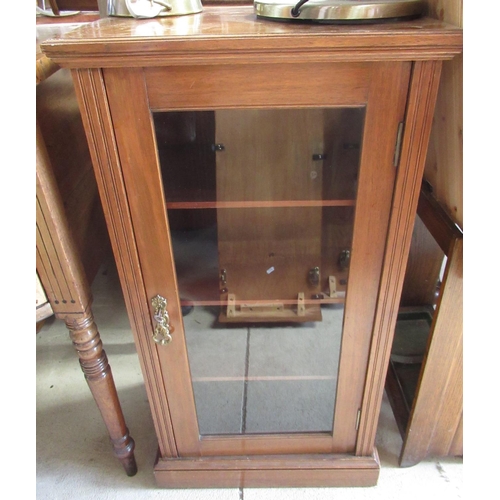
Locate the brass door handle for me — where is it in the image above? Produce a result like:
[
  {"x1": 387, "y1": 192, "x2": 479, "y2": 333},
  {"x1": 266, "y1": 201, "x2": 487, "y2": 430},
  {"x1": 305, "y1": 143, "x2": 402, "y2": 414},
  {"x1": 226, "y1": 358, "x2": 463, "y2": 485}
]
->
[{"x1": 151, "y1": 295, "x2": 173, "y2": 345}]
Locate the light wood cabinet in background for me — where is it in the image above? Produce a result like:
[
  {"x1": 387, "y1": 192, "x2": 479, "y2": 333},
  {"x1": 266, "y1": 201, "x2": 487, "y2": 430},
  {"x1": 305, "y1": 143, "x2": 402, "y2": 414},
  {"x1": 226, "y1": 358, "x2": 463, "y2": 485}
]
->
[{"x1": 390, "y1": 0, "x2": 463, "y2": 466}]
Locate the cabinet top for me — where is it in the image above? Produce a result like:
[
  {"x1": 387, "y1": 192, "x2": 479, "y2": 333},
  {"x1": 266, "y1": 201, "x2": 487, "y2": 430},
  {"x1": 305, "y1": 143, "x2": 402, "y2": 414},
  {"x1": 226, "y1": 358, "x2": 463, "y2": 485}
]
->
[{"x1": 40, "y1": 5, "x2": 462, "y2": 68}]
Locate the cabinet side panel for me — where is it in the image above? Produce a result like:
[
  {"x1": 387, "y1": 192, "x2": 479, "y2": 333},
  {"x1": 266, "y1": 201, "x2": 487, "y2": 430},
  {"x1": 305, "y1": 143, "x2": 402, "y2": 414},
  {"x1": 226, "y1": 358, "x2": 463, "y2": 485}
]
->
[
  {"x1": 423, "y1": 0, "x2": 463, "y2": 227},
  {"x1": 71, "y1": 67, "x2": 179, "y2": 458}
]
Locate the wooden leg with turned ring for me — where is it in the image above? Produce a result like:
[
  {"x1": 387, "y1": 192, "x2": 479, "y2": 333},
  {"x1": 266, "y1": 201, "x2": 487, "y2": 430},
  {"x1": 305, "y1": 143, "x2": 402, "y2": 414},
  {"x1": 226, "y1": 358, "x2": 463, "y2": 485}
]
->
[{"x1": 66, "y1": 311, "x2": 138, "y2": 476}]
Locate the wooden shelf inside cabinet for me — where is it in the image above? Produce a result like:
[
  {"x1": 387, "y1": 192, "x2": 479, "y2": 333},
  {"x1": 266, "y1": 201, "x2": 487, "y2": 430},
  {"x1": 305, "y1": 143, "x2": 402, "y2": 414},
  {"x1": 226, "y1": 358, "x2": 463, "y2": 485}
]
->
[
  {"x1": 166, "y1": 200, "x2": 356, "y2": 209},
  {"x1": 40, "y1": 6, "x2": 462, "y2": 488},
  {"x1": 385, "y1": 183, "x2": 463, "y2": 467}
]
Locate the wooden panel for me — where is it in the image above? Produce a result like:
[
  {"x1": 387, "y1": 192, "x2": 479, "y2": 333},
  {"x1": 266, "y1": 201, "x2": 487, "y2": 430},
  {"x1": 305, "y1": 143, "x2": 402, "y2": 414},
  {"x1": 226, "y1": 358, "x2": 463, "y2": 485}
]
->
[
  {"x1": 145, "y1": 63, "x2": 371, "y2": 110},
  {"x1": 385, "y1": 185, "x2": 463, "y2": 466},
  {"x1": 399, "y1": 0, "x2": 463, "y2": 461},
  {"x1": 417, "y1": 182, "x2": 463, "y2": 253},
  {"x1": 216, "y1": 109, "x2": 324, "y2": 319},
  {"x1": 195, "y1": 434, "x2": 335, "y2": 459},
  {"x1": 320, "y1": 109, "x2": 363, "y2": 294},
  {"x1": 154, "y1": 453, "x2": 380, "y2": 488},
  {"x1": 36, "y1": 66, "x2": 108, "y2": 283},
  {"x1": 155, "y1": 468, "x2": 378, "y2": 489},
  {"x1": 217, "y1": 207, "x2": 323, "y2": 299},
  {"x1": 53, "y1": 0, "x2": 98, "y2": 9},
  {"x1": 399, "y1": 33, "x2": 456, "y2": 308},
  {"x1": 400, "y1": 238, "x2": 463, "y2": 466},
  {"x1": 37, "y1": 68, "x2": 92, "y2": 194},
  {"x1": 216, "y1": 109, "x2": 326, "y2": 202},
  {"x1": 63, "y1": 168, "x2": 108, "y2": 274},
  {"x1": 36, "y1": 121, "x2": 91, "y2": 313},
  {"x1": 399, "y1": 215, "x2": 443, "y2": 307},
  {"x1": 423, "y1": 0, "x2": 463, "y2": 227}
]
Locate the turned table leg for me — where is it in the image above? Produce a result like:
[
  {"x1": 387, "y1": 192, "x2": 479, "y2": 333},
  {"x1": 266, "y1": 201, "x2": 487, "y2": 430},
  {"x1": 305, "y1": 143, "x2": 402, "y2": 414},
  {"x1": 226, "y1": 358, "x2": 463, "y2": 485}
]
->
[{"x1": 66, "y1": 311, "x2": 137, "y2": 476}]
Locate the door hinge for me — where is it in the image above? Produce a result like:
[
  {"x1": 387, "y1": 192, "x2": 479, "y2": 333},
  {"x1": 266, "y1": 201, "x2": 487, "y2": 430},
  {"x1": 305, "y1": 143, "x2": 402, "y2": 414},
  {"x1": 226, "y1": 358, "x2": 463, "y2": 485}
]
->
[
  {"x1": 356, "y1": 409, "x2": 361, "y2": 431},
  {"x1": 393, "y1": 121, "x2": 404, "y2": 167}
]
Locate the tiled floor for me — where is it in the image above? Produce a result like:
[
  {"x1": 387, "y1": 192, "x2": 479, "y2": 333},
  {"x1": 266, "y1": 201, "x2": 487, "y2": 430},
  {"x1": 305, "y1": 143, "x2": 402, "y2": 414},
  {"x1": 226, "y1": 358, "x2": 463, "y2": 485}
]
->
[
  {"x1": 36, "y1": 259, "x2": 463, "y2": 499},
  {"x1": 185, "y1": 304, "x2": 341, "y2": 435}
]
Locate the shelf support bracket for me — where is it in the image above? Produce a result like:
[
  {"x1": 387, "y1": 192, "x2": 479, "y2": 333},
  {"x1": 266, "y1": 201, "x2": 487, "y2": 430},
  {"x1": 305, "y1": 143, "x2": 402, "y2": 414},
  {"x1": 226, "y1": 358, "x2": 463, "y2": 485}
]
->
[
  {"x1": 328, "y1": 275, "x2": 338, "y2": 298},
  {"x1": 297, "y1": 293, "x2": 305, "y2": 316},
  {"x1": 227, "y1": 293, "x2": 236, "y2": 318}
]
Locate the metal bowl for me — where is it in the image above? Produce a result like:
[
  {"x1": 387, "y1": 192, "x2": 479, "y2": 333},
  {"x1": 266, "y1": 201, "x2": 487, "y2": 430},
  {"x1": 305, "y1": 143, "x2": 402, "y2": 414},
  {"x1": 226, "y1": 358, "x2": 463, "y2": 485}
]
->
[
  {"x1": 254, "y1": 0, "x2": 425, "y2": 23},
  {"x1": 105, "y1": 0, "x2": 202, "y2": 18}
]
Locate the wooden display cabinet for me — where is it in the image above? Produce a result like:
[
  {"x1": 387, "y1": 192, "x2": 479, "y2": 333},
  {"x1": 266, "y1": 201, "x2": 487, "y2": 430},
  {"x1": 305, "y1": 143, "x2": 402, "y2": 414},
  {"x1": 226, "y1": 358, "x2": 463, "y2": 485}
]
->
[{"x1": 41, "y1": 6, "x2": 462, "y2": 488}]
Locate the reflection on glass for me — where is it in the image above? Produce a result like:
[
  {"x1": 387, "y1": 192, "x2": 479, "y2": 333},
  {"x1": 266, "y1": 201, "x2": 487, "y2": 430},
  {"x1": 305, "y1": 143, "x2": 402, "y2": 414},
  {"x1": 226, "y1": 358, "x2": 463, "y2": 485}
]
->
[{"x1": 153, "y1": 108, "x2": 365, "y2": 435}]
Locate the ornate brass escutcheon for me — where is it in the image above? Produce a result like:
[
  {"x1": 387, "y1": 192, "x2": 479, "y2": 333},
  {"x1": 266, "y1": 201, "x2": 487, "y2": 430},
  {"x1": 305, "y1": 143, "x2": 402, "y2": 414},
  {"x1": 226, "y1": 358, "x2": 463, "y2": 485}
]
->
[{"x1": 151, "y1": 294, "x2": 173, "y2": 345}]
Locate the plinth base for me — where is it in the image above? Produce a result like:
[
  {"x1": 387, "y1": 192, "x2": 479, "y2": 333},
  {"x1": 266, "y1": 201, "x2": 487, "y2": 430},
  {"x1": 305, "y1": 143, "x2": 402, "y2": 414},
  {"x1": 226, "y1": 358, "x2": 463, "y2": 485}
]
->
[{"x1": 154, "y1": 450, "x2": 380, "y2": 488}]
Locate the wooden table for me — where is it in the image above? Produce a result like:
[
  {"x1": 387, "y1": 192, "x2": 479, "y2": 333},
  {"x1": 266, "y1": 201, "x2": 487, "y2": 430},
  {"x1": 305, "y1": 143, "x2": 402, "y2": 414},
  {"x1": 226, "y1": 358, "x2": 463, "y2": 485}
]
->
[{"x1": 36, "y1": 20, "x2": 137, "y2": 476}]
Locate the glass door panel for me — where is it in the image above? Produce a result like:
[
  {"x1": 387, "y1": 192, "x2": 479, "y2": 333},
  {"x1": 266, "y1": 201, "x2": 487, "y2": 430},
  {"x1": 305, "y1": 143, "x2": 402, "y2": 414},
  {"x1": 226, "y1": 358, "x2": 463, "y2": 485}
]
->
[{"x1": 153, "y1": 107, "x2": 364, "y2": 436}]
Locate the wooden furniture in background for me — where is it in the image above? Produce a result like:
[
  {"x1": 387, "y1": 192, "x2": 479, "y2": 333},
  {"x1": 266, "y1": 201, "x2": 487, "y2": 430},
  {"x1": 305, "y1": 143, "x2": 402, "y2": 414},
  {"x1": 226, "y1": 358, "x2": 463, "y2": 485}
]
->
[
  {"x1": 386, "y1": 183, "x2": 463, "y2": 467},
  {"x1": 389, "y1": 0, "x2": 463, "y2": 466},
  {"x1": 423, "y1": 0, "x2": 463, "y2": 227},
  {"x1": 41, "y1": 6, "x2": 462, "y2": 488},
  {"x1": 36, "y1": 28, "x2": 137, "y2": 476},
  {"x1": 39, "y1": 0, "x2": 98, "y2": 11}
]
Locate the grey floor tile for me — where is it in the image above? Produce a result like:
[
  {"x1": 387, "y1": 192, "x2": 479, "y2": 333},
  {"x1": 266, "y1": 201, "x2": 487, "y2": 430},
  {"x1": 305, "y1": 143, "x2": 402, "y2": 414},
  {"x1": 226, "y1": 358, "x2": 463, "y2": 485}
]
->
[
  {"x1": 193, "y1": 381, "x2": 245, "y2": 435},
  {"x1": 244, "y1": 379, "x2": 336, "y2": 434},
  {"x1": 246, "y1": 305, "x2": 344, "y2": 378},
  {"x1": 184, "y1": 307, "x2": 248, "y2": 379}
]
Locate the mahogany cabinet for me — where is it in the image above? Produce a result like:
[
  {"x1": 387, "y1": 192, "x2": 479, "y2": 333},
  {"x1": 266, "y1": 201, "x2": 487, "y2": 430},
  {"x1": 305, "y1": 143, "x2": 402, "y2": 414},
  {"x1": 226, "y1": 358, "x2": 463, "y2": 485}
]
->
[{"x1": 41, "y1": 6, "x2": 462, "y2": 488}]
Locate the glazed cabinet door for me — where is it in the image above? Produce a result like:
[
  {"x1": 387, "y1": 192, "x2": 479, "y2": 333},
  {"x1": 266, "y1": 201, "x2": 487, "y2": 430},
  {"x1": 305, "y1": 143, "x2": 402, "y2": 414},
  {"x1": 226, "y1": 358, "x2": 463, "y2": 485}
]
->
[{"x1": 102, "y1": 61, "x2": 411, "y2": 457}]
